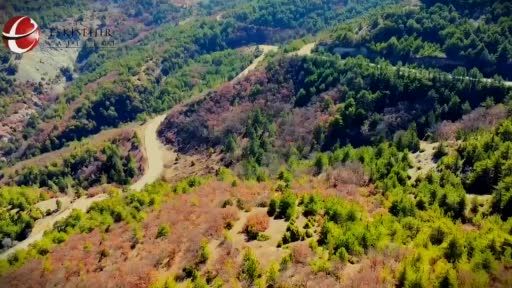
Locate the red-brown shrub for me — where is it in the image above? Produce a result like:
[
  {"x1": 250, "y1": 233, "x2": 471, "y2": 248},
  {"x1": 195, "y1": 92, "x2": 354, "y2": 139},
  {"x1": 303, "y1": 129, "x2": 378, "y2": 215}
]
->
[
  {"x1": 244, "y1": 212, "x2": 269, "y2": 239},
  {"x1": 327, "y1": 162, "x2": 369, "y2": 187},
  {"x1": 436, "y1": 105, "x2": 508, "y2": 141},
  {"x1": 291, "y1": 242, "x2": 313, "y2": 264}
]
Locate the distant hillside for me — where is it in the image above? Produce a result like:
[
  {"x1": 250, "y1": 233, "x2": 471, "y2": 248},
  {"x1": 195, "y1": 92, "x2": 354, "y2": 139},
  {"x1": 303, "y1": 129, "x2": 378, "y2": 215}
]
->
[
  {"x1": 159, "y1": 53, "x2": 510, "y2": 162},
  {"x1": 320, "y1": 0, "x2": 512, "y2": 79}
]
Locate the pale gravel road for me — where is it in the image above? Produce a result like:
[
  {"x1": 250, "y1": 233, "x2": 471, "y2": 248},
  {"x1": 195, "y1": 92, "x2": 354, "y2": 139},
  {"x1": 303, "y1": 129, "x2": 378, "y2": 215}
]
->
[{"x1": 130, "y1": 114, "x2": 169, "y2": 191}]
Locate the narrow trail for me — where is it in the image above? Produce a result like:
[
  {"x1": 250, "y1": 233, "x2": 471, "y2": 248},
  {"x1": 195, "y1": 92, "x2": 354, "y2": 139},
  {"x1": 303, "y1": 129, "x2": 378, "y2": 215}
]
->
[
  {"x1": 408, "y1": 141, "x2": 438, "y2": 181},
  {"x1": 232, "y1": 45, "x2": 278, "y2": 82},
  {"x1": 292, "y1": 42, "x2": 316, "y2": 56},
  {"x1": 0, "y1": 45, "x2": 279, "y2": 260}
]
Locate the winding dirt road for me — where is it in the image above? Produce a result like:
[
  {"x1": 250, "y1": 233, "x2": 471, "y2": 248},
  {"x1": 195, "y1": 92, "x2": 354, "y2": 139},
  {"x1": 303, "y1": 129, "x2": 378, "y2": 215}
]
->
[
  {"x1": 0, "y1": 110, "x2": 169, "y2": 260},
  {"x1": 134, "y1": 45, "x2": 278, "y2": 191},
  {"x1": 293, "y1": 42, "x2": 316, "y2": 56},
  {"x1": 3, "y1": 42, "x2": 505, "y2": 260},
  {"x1": 0, "y1": 116, "x2": 167, "y2": 259},
  {"x1": 0, "y1": 45, "x2": 279, "y2": 260}
]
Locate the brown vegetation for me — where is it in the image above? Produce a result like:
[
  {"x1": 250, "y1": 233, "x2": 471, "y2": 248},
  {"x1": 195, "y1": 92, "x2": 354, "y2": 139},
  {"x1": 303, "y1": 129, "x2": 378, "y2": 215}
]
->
[
  {"x1": 0, "y1": 178, "x2": 284, "y2": 287},
  {"x1": 278, "y1": 264, "x2": 340, "y2": 288},
  {"x1": 291, "y1": 242, "x2": 313, "y2": 264},
  {"x1": 327, "y1": 162, "x2": 369, "y2": 187},
  {"x1": 0, "y1": 180, "x2": 249, "y2": 287},
  {"x1": 243, "y1": 212, "x2": 270, "y2": 239},
  {"x1": 341, "y1": 248, "x2": 409, "y2": 287},
  {"x1": 436, "y1": 105, "x2": 508, "y2": 141},
  {"x1": 162, "y1": 151, "x2": 222, "y2": 184},
  {"x1": 158, "y1": 66, "x2": 326, "y2": 158}
]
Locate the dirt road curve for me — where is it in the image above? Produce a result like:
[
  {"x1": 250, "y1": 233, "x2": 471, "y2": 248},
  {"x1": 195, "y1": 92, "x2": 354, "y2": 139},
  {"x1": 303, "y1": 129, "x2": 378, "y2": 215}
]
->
[
  {"x1": 0, "y1": 194, "x2": 108, "y2": 260},
  {"x1": 0, "y1": 115, "x2": 167, "y2": 259},
  {"x1": 134, "y1": 45, "x2": 279, "y2": 190},
  {"x1": 130, "y1": 114, "x2": 169, "y2": 191},
  {"x1": 0, "y1": 115, "x2": 168, "y2": 259}
]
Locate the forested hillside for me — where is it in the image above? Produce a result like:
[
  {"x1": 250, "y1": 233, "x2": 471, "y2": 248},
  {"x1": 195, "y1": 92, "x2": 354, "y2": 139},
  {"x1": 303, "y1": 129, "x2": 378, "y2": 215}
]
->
[
  {"x1": 160, "y1": 54, "x2": 510, "y2": 164},
  {"x1": 12, "y1": 141, "x2": 139, "y2": 188},
  {"x1": 0, "y1": 186, "x2": 49, "y2": 250},
  {"x1": 5, "y1": 131, "x2": 143, "y2": 192},
  {"x1": 0, "y1": 130, "x2": 143, "y2": 254},
  {"x1": 321, "y1": 0, "x2": 512, "y2": 79},
  {"x1": 439, "y1": 118, "x2": 512, "y2": 218},
  {"x1": 229, "y1": 0, "x2": 401, "y2": 33},
  {"x1": 1, "y1": 0, "x2": 401, "y2": 165},
  {"x1": 2, "y1": 0, "x2": 512, "y2": 287}
]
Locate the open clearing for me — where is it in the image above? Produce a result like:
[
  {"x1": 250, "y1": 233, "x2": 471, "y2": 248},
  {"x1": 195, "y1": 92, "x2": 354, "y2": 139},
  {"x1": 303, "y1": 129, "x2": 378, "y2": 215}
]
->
[
  {"x1": 408, "y1": 141, "x2": 438, "y2": 180},
  {"x1": 225, "y1": 207, "x2": 288, "y2": 268}
]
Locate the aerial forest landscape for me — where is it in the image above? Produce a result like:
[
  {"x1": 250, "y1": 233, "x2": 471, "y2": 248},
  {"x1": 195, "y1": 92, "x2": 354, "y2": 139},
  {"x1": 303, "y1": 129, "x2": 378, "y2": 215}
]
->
[{"x1": 0, "y1": 0, "x2": 512, "y2": 287}]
